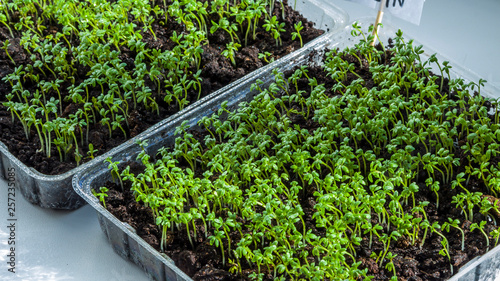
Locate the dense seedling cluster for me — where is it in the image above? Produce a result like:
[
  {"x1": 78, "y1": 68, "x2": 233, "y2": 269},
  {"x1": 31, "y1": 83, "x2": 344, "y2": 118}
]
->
[
  {"x1": 100, "y1": 24, "x2": 500, "y2": 279},
  {"x1": 0, "y1": 0, "x2": 311, "y2": 166}
]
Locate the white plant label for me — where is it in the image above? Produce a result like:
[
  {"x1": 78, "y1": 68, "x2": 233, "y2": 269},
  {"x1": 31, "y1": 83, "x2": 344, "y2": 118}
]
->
[{"x1": 346, "y1": 0, "x2": 425, "y2": 25}]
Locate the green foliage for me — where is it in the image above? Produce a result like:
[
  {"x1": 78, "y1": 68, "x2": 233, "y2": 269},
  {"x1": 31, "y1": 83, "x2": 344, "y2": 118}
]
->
[
  {"x1": 222, "y1": 42, "x2": 241, "y2": 67},
  {"x1": 87, "y1": 143, "x2": 98, "y2": 159},
  {"x1": 291, "y1": 21, "x2": 303, "y2": 48},
  {"x1": 263, "y1": 15, "x2": 285, "y2": 46},
  {"x1": 94, "y1": 22, "x2": 500, "y2": 280},
  {"x1": 471, "y1": 221, "x2": 490, "y2": 251},
  {"x1": 1, "y1": 39, "x2": 15, "y2": 65},
  {"x1": 1, "y1": 0, "x2": 306, "y2": 166},
  {"x1": 92, "y1": 186, "x2": 109, "y2": 208}
]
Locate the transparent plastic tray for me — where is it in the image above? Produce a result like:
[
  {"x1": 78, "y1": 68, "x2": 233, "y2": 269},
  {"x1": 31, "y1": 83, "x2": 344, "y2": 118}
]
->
[
  {"x1": 0, "y1": 0, "x2": 348, "y2": 209},
  {"x1": 450, "y1": 244, "x2": 500, "y2": 281},
  {"x1": 73, "y1": 19, "x2": 500, "y2": 280}
]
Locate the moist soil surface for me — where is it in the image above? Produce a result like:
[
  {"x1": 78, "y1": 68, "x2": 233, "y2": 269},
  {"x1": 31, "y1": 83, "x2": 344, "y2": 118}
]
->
[
  {"x1": 0, "y1": 0, "x2": 324, "y2": 175},
  {"x1": 99, "y1": 48, "x2": 497, "y2": 280}
]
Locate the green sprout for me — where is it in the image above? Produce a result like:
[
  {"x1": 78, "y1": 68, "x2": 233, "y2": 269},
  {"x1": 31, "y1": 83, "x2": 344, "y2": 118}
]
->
[
  {"x1": 471, "y1": 221, "x2": 490, "y2": 251},
  {"x1": 222, "y1": 42, "x2": 241, "y2": 67},
  {"x1": 87, "y1": 143, "x2": 98, "y2": 159},
  {"x1": 263, "y1": 15, "x2": 285, "y2": 46},
  {"x1": 92, "y1": 186, "x2": 109, "y2": 208},
  {"x1": 258, "y1": 51, "x2": 274, "y2": 64},
  {"x1": 1, "y1": 39, "x2": 15, "y2": 65},
  {"x1": 442, "y1": 218, "x2": 465, "y2": 251},
  {"x1": 291, "y1": 21, "x2": 304, "y2": 48}
]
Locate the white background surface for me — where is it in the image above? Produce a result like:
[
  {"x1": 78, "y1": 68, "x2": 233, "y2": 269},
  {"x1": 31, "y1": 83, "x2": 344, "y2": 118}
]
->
[{"x1": 1, "y1": 0, "x2": 500, "y2": 280}]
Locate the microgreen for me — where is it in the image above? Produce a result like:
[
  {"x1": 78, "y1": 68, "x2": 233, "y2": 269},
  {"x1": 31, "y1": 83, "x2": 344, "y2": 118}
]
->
[
  {"x1": 442, "y1": 218, "x2": 465, "y2": 251},
  {"x1": 263, "y1": 15, "x2": 285, "y2": 46},
  {"x1": 92, "y1": 187, "x2": 109, "y2": 209},
  {"x1": 1, "y1": 39, "x2": 15, "y2": 65},
  {"x1": 291, "y1": 21, "x2": 303, "y2": 48},
  {"x1": 490, "y1": 227, "x2": 500, "y2": 247},
  {"x1": 222, "y1": 42, "x2": 241, "y2": 67},
  {"x1": 0, "y1": 12, "x2": 14, "y2": 37},
  {"x1": 258, "y1": 51, "x2": 274, "y2": 64},
  {"x1": 87, "y1": 143, "x2": 98, "y2": 159},
  {"x1": 471, "y1": 221, "x2": 490, "y2": 251},
  {"x1": 106, "y1": 157, "x2": 124, "y2": 192},
  {"x1": 90, "y1": 22, "x2": 500, "y2": 280},
  {"x1": 2, "y1": 0, "x2": 313, "y2": 168}
]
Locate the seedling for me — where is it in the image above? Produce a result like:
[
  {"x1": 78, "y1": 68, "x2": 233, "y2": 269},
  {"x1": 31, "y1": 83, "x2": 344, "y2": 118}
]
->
[
  {"x1": 471, "y1": 221, "x2": 490, "y2": 251},
  {"x1": 222, "y1": 42, "x2": 241, "y2": 67},
  {"x1": 490, "y1": 227, "x2": 500, "y2": 247},
  {"x1": 1, "y1": 39, "x2": 15, "y2": 65},
  {"x1": 263, "y1": 15, "x2": 285, "y2": 46},
  {"x1": 0, "y1": 13, "x2": 14, "y2": 37},
  {"x1": 291, "y1": 21, "x2": 304, "y2": 48},
  {"x1": 442, "y1": 218, "x2": 465, "y2": 251},
  {"x1": 258, "y1": 51, "x2": 274, "y2": 64},
  {"x1": 106, "y1": 157, "x2": 124, "y2": 192},
  {"x1": 87, "y1": 143, "x2": 98, "y2": 159},
  {"x1": 92, "y1": 187, "x2": 109, "y2": 208}
]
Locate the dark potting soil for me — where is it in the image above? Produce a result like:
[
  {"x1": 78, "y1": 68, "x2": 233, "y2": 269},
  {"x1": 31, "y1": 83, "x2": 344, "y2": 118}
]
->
[
  {"x1": 0, "y1": 0, "x2": 324, "y2": 175},
  {"x1": 99, "y1": 48, "x2": 498, "y2": 280}
]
